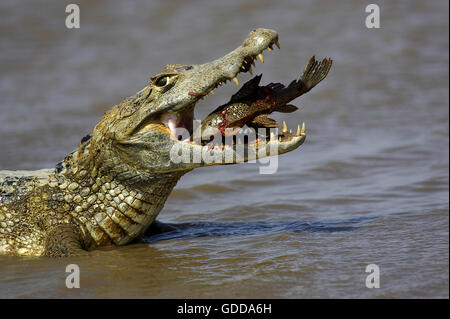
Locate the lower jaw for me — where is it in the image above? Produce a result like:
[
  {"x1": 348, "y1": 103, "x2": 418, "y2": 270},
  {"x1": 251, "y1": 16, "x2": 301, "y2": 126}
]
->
[{"x1": 163, "y1": 112, "x2": 305, "y2": 147}]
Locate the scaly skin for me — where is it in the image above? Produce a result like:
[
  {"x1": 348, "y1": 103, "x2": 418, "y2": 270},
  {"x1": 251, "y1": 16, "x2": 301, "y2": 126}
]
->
[{"x1": 0, "y1": 28, "x2": 331, "y2": 257}]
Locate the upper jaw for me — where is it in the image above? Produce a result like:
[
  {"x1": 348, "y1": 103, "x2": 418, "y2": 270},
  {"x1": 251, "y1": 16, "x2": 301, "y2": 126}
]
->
[
  {"x1": 190, "y1": 28, "x2": 279, "y2": 99},
  {"x1": 151, "y1": 28, "x2": 279, "y2": 115},
  {"x1": 132, "y1": 28, "x2": 280, "y2": 141}
]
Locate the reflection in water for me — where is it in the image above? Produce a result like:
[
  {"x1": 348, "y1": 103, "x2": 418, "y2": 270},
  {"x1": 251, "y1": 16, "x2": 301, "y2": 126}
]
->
[{"x1": 144, "y1": 217, "x2": 377, "y2": 243}]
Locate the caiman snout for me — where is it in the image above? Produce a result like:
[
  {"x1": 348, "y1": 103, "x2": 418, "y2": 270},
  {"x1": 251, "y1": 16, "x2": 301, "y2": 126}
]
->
[
  {"x1": 243, "y1": 28, "x2": 279, "y2": 52},
  {"x1": 138, "y1": 28, "x2": 280, "y2": 121},
  {"x1": 200, "y1": 28, "x2": 279, "y2": 80}
]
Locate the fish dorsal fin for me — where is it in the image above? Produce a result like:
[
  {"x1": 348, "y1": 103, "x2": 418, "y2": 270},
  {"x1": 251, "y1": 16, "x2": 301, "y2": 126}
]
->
[{"x1": 229, "y1": 74, "x2": 262, "y2": 103}]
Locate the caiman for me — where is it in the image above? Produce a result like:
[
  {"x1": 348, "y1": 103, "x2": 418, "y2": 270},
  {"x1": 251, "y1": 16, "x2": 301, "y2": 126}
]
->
[{"x1": 0, "y1": 28, "x2": 332, "y2": 257}]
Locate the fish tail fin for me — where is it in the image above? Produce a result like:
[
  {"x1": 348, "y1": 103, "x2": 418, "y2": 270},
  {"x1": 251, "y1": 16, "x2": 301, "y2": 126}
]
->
[{"x1": 299, "y1": 56, "x2": 333, "y2": 94}]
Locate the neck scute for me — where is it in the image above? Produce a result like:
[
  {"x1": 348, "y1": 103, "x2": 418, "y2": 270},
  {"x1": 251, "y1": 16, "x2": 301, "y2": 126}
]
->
[{"x1": 54, "y1": 135, "x2": 185, "y2": 248}]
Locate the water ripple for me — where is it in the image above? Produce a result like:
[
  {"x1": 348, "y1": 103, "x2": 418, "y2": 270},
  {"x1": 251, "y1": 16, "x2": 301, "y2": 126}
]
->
[{"x1": 143, "y1": 216, "x2": 378, "y2": 243}]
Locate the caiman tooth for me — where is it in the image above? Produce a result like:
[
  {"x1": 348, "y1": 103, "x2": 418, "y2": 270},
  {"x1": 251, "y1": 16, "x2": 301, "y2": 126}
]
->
[
  {"x1": 248, "y1": 66, "x2": 253, "y2": 75},
  {"x1": 270, "y1": 132, "x2": 276, "y2": 141},
  {"x1": 289, "y1": 129, "x2": 292, "y2": 134},
  {"x1": 232, "y1": 77, "x2": 239, "y2": 87},
  {"x1": 210, "y1": 90, "x2": 215, "y2": 95},
  {"x1": 296, "y1": 124, "x2": 301, "y2": 136},
  {"x1": 267, "y1": 47, "x2": 272, "y2": 52},
  {"x1": 275, "y1": 39, "x2": 280, "y2": 49},
  {"x1": 258, "y1": 53, "x2": 264, "y2": 63},
  {"x1": 301, "y1": 122, "x2": 306, "y2": 134},
  {"x1": 282, "y1": 121, "x2": 287, "y2": 133}
]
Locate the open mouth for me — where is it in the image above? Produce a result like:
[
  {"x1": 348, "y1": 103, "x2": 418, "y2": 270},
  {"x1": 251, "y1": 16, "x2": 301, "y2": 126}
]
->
[
  {"x1": 136, "y1": 26, "x2": 333, "y2": 155},
  {"x1": 156, "y1": 36, "x2": 309, "y2": 150}
]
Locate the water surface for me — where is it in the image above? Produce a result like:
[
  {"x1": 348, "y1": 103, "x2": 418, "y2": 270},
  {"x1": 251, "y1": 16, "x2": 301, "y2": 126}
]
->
[{"x1": 0, "y1": 0, "x2": 448, "y2": 298}]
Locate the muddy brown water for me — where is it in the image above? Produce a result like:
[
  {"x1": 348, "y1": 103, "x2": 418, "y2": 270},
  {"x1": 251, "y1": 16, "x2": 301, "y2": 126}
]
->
[{"x1": 0, "y1": 0, "x2": 448, "y2": 298}]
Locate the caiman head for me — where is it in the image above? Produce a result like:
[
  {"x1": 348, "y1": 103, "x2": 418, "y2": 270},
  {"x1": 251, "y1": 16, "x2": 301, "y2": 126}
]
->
[{"x1": 86, "y1": 28, "x2": 308, "y2": 175}]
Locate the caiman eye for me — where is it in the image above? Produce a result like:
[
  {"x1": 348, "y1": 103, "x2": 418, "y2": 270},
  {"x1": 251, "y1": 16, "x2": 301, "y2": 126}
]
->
[{"x1": 155, "y1": 76, "x2": 169, "y2": 87}]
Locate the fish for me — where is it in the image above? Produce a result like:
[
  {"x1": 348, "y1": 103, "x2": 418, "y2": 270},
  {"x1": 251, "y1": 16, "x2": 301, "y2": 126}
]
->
[{"x1": 193, "y1": 55, "x2": 332, "y2": 141}]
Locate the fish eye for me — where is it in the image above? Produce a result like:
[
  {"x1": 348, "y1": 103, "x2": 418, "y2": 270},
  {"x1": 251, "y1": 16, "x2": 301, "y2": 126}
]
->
[{"x1": 155, "y1": 76, "x2": 169, "y2": 87}]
